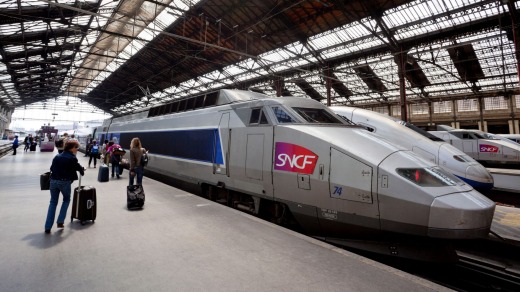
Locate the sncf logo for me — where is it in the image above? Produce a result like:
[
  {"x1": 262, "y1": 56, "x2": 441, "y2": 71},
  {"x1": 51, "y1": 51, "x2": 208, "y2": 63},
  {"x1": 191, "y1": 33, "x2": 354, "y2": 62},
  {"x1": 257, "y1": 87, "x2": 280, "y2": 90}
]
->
[
  {"x1": 275, "y1": 142, "x2": 318, "y2": 174},
  {"x1": 480, "y1": 144, "x2": 499, "y2": 153}
]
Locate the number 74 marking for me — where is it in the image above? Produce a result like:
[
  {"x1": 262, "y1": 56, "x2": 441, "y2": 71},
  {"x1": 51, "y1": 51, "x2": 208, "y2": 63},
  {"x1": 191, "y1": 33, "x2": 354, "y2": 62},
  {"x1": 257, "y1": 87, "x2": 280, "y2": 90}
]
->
[{"x1": 333, "y1": 186, "x2": 342, "y2": 195}]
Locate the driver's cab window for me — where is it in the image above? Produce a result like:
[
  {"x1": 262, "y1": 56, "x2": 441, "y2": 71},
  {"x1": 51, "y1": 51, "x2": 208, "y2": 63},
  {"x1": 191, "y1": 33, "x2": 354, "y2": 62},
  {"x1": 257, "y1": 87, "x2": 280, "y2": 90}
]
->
[
  {"x1": 249, "y1": 108, "x2": 269, "y2": 125},
  {"x1": 462, "y1": 133, "x2": 474, "y2": 139},
  {"x1": 271, "y1": 106, "x2": 296, "y2": 123}
]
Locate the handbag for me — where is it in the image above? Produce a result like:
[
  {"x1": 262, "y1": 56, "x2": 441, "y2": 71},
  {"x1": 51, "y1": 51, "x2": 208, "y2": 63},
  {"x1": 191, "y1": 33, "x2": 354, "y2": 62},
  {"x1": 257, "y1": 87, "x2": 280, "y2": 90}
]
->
[{"x1": 40, "y1": 172, "x2": 51, "y2": 190}]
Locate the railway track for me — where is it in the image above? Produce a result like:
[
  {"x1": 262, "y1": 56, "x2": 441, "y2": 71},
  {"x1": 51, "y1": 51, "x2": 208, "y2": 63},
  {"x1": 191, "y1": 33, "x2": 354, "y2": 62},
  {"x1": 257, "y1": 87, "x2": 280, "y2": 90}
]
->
[{"x1": 349, "y1": 236, "x2": 520, "y2": 291}]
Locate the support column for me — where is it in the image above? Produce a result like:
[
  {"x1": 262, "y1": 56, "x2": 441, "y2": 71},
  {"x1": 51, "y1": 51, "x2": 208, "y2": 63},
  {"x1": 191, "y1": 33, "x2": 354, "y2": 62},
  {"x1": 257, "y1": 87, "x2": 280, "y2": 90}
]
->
[
  {"x1": 509, "y1": 120, "x2": 515, "y2": 134},
  {"x1": 515, "y1": 120, "x2": 520, "y2": 134},
  {"x1": 428, "y1": 101, "x2": 433, "y2": 128},
  {"x1": 478, "y1": 120, "x2": 488, "y2": 132},
  {"x1": 325, "y1": 66, "x2": 331, "y2": 107},
  {"x1": 274, "y1": 78, "x2": 283, "y2": 97},
  {"x1": 397, "y1": 51, "x2": 407, "y2": 121},
  {"x1": 478, "y1": 97, "x2": 484, "y2": 131}
]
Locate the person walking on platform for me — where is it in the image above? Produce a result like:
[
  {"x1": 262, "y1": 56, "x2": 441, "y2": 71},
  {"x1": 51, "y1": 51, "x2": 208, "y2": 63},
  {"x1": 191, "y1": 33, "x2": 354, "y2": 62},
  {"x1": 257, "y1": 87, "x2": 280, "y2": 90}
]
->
[
  {"x1": 56, "y1": 133, "x2": 68, "y2": 154},
  {"x1": 23, "y1": 136, "x2": 29, "y2": 152},
  {"x1": 110, "y1": 149, "x2": 122, "y2": 179},
  {"x1": 12, "y1": 135, "x2": 19, "y2": 155},
  {"x1": 88, "y1": 140, "x2": 99, "y2": 168},
  {"x1": 44, "y1": 140, "x2": 85, "y2": 234},
  {"x1": 102, "y1": 140, "x2": 111, "y2": 165},
  {"x1": 129, "y1": 137, "x2": 144, "y2": 186}
]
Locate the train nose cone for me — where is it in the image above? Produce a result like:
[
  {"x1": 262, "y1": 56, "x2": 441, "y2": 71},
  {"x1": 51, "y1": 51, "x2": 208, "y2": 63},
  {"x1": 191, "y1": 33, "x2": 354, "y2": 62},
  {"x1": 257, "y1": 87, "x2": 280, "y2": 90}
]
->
[
  {"x1": 427, "y1": 191, "x2": 495, "y2": 239},
  {"x1": 466, "y1": 165, "x2": 494, "y2": 189}
]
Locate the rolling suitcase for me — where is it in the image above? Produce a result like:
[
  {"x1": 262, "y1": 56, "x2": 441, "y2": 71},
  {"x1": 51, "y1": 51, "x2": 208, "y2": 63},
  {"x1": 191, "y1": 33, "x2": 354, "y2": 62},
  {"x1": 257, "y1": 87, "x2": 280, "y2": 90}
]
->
[
  {"x1": 71, "y1": 174, "x2": 96, "y2": 225},
  {"x1": 30, "y1": 143, "x2": 36, "y2": 151},
  {"x1": 127, "y1": 185, "x2": 145, "y2": 210},
  {"x1": 97, "y1": 164, "x2": 109, "y2": 182}
]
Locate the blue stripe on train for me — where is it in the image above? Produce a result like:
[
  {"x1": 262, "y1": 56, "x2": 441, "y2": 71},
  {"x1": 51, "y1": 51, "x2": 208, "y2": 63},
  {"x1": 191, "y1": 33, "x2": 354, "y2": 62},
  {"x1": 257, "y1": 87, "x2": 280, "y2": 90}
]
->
[
  {"x1": 117, "y1": 128, "x2": 224, "y2": 165},
  {"x1": 455, "y1": 175, "x2": 494, "y2": 190}
]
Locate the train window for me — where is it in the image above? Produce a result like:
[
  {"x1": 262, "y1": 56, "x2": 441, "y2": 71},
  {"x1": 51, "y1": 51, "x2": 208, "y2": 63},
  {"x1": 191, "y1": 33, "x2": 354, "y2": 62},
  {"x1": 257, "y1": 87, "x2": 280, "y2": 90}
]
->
[
  {"x1": 159, "y1": 105, "x2": 167, "y2": 116},
  {"x1": 462, "y1": 133, "x2": 474, "y2": 139},
  {"x1": 148, "y1": 107, "x2": 158, "y2": 117},
  {"x1": 271, "y1": 106, "x2": 296, "y2": 123},
  {"x1": 204, "y1": 92, "x2": 218, "y2": 106},
  {"x1": 403, "y1": 123, "x2": 444, "y2": 142},
  {"x1": 249, "y1": 108, "x2": 269, "y2": 125},
  {"x1": 178, "y1": 100, "x2": 187, "y2": 112},
  {"x1": 259, "y1": 111, "x2": 268, "y2": 124},
  {"x1": 194, "y1": 95, "x2": 204, "y2": 108},
  {"x1": 397, "y1": 167, "x2": 458, "y2": 187},
  {"x1": 250, "y1": 108, "x2": 260, "y2": 124},
  {"x1": 336, "y1": 114, "x2": 356, "y2": 125},
  {"x1": 171, "y1": 101, "x2": 179, "y2": 113},
  {"x1": 292, "y1": 107, "x2": 343, "y2": 124},
  {"x1": 186, "y1": 98, "x2": 195, "y2": 110}
]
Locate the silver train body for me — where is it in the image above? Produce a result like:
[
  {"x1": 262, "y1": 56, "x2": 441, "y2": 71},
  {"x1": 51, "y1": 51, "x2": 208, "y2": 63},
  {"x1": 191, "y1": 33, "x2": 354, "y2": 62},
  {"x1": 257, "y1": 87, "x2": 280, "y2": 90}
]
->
[
  {"x1": 498, "y1": 134, "x2": 520, "y2": 144},
  {"x1": 330, "y1": 106, "x2": 494, "y2": 190},
  {"x1": 95, "y1": 90, "x2": 495, "y2": 240},
  {"x1": 429, "y1": 128, "x2": 520, "y2": 165}
]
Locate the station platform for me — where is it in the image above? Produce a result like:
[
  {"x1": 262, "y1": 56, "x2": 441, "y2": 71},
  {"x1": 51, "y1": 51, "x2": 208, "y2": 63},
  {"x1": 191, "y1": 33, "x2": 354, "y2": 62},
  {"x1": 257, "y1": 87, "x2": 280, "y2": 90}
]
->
[
  {"x1": 491, "y1": 205, "x2": 520, "y2": 243},
  {"x1": 0, "y1": 149, "x2": 446, "y2": 291}
]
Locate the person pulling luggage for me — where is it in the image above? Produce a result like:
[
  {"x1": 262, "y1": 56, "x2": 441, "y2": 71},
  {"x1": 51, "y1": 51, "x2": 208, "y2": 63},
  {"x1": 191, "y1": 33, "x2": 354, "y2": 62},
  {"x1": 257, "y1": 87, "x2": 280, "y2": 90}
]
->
[{"x1": 44, "y1": 140, "x2": 85, "y2": 234}]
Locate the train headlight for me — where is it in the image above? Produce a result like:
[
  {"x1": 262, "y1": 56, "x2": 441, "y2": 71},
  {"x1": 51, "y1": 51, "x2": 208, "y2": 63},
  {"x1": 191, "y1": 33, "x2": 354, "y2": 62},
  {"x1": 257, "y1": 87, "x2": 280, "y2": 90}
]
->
[{"x1": 397, "y1": 167, "x2": 459, "y2": 187}]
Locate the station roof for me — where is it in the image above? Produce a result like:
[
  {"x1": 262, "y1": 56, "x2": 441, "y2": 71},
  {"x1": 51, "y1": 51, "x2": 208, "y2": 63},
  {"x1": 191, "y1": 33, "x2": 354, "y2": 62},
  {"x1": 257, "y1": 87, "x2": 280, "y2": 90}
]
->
[{"x1": 0, "y1": 0, "x2": 519, "y2": 116}]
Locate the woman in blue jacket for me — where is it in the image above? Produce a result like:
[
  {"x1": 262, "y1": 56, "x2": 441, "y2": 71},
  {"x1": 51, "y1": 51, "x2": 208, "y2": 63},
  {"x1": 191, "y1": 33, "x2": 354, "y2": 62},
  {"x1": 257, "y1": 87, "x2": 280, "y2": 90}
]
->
[{"x1": 44, "y1": 140, "x2": 85, "y2": 234}]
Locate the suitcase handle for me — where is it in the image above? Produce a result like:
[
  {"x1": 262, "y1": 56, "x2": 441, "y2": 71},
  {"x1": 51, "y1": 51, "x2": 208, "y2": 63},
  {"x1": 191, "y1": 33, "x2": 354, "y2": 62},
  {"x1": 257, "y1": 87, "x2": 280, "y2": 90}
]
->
[{"x1": 78, "y1": 170, "x2": 83, "y2": 189}]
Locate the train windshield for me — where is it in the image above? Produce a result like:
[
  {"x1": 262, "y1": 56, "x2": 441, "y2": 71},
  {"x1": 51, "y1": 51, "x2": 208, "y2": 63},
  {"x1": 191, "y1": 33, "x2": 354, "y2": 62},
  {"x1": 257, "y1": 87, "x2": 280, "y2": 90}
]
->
[
  {"x1": 272, "y1": 106, "x2": 297, "y2": 123},
  {"x1": 399, "y1": 121, "x2": 445, "y2": 142},
  {"x1": 292, "y1": 107, "x2": 343, "y2": 124}
]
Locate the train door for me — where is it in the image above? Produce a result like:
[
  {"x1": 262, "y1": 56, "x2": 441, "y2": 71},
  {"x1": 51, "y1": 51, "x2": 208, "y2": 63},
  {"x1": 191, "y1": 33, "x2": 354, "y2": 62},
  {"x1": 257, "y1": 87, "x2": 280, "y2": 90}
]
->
[
  {"x1": 214, "y1": 112, "x2": 230, "y2": 176},
  {"x1": 227, "y1": 107, "x2": 274, "y2": 198},
  {"x1": 244, "y1": 125, "x2": 274, "y2": 198},
  {"x1": 324, "y1": 147, "x2": 380, "y2": 233}
]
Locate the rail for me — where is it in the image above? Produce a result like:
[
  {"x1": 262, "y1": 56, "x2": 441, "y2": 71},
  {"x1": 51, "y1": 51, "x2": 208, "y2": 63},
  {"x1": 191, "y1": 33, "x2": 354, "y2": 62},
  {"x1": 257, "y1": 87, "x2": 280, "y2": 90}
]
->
[{"x1": 0, "y1": 143, "x2": 13, "y2": 158}]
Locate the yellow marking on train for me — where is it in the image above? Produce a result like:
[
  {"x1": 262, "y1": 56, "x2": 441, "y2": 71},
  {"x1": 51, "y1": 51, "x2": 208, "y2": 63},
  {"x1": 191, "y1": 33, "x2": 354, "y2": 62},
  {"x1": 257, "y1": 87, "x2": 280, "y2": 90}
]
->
[{"x1": 496, "y1": 213, "x2": 520, "y2": 226}]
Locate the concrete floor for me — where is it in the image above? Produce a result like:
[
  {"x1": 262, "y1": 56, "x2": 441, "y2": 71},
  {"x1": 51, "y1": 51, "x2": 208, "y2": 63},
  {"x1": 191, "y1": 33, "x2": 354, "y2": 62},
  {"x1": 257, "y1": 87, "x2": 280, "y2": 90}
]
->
[{"x1": 0, "y1": 149, "x2": 448, "y2": 292}]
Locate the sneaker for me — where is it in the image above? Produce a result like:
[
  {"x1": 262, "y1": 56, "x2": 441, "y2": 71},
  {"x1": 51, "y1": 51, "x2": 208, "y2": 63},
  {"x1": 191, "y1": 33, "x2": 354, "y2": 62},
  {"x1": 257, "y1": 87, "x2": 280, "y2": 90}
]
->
[
  {"x1": 45, "y1": 229, "x2": 50, "y2": 234},
  {"x1": 57, "y1": 223, "x2": 64, "y2": 228}
]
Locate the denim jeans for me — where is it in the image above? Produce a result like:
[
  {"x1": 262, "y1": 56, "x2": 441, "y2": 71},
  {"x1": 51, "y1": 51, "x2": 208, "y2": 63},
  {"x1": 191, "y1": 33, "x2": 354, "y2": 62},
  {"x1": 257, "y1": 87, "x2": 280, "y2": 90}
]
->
[
  {"x1": 129, "y1": 166, "x2": 143, "y2": 186},
  {"x1": 45, "y1": 179, "x2": 72, "y2": 230},
  {"x1": 111, "y1": 163, "x2": 119, "y2": 177}
]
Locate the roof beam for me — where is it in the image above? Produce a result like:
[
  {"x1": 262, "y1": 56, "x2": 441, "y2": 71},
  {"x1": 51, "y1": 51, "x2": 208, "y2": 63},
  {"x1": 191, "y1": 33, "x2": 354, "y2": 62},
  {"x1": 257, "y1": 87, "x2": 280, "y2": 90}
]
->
[
  {"x1": 294, "y1": 79, "x2": 323, "y2": 101},
  {"x1": 3, "y1": 41, "x2": 81, "y2": 61},
  {"x1": 0, "y1": 2, "x2": 99, "y2": 25}
]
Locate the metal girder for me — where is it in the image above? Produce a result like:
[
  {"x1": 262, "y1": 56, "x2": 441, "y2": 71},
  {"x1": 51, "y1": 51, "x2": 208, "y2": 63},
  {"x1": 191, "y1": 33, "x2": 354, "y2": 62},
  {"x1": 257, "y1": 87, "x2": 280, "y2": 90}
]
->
[
  {"x1": 2, "y1": 41, "x2": 81, "y2": 61},
  {"x1": 294, "y1": 79, "x2": 323, "y2": 101},
  {"x1": 0, "y1": 2, "x2": 99, "y2": 25},
  {"x1": 447, "y1": 44, "x2": 485, "y2": 84}
]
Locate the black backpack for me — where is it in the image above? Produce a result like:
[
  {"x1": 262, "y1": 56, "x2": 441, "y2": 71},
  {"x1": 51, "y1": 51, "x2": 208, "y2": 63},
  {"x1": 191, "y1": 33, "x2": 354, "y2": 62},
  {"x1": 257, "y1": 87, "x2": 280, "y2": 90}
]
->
[{"x1": 140, "y1": 151, "x2": 149, "y2": 167}]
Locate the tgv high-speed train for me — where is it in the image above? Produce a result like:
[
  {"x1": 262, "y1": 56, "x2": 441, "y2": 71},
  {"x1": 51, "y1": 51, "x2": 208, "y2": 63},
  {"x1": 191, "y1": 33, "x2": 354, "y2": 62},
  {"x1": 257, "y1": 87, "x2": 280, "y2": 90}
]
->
[
  {"x1": 94, "y1": 89, "x2": 495, "y2": 254},
  {"x1": 330, "y1": 106, "x2": 494, "y2": 190},
  {"x1": 429, "y1": 126, "x2": 520, "y2": 166}
]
